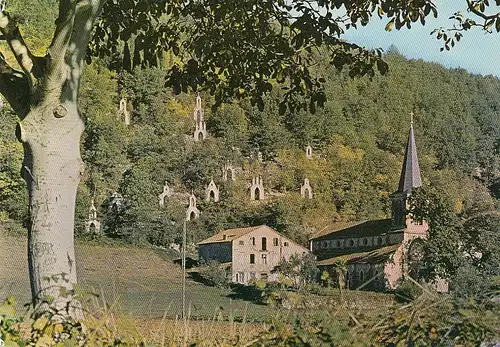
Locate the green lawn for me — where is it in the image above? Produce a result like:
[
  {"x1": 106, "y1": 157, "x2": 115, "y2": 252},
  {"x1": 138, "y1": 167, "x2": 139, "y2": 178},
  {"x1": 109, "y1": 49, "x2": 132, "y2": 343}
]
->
[
  {"x1": 0, "y1": 231, "x2": 395, "y2": 324},
  {"x1": 0, "y1": 232, "x2": 279, "y2": 322}
]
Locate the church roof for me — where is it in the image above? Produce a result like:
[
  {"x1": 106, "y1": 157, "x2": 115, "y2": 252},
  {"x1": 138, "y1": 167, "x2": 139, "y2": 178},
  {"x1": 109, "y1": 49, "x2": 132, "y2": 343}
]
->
[
  {"x1": 310, "y1": 219, "x2": 394, "y2": 240},
  {"x1": 398, "y1": 122, "x2": 422, "y2": 194},
  {"x1": 317, "y1": 244, "x2": 400, "y2": 266}
]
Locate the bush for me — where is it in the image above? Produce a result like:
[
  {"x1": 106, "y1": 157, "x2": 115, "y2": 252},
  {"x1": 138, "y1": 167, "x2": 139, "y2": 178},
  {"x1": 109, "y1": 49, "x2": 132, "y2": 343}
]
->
[
  {"x1": 394, "y1": 280, "x2": 423, "y2": 303},
  {"x1": 197, "y1": 260, "x2": 231, "y2": 288},
  {"x1": 0, "y1": 296, "x2": 145, "y2": 347},
  {"x1": 451, "y1": 263, "x2": 493, "y2": 304}
]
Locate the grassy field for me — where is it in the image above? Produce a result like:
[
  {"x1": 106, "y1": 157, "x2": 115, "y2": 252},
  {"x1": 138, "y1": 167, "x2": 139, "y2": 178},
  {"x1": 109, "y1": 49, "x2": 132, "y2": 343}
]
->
[
  {"x1": 0, "y1": 230, "x2": 398, "y2": 344},
  {"x1": 0, "y1": 231, "x2": 282, "y2": 322}
]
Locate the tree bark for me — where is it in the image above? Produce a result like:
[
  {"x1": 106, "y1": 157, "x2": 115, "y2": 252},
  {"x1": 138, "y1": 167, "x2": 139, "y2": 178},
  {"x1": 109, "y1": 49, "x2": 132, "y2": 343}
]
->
[{"x1": 18, "y1": 100, "x2": 85, "y2": 317}]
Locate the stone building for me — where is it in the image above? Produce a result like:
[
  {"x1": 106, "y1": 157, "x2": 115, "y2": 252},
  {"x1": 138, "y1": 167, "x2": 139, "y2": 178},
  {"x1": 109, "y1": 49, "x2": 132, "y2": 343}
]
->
[
  {"x1": 249, "y1": 176, "x2": 265, "y2": 201},
  {"x1": 198, "y1": 225, "x2": 309, "y2": 284},
  {"x1": 301, "y1": 178, "x2": 313, "y2": 199},
  {"x1": 222, "y1": 163, "x2": 236, "y2": 181},
  {"x1": 309, "y1": 120, "x2": 447, "y2": 292},
  {"x1": 305, "y1": 145, "x2": 313, "y2": 159},
  {"x1": 186, "y1": 193, "x2": 200, "y2": 221},
  {"x1": 193, "y1": 94, "x2": 207, "y2": 141},
  {"x1": 119, "y1": 97, "x2": 131, "y2": 125},
  {"x1": 205, "y1": 179, "x2": 220, "y2": 202},
  {"x1": 86, "y1": 199, "x2": 101, "y2": 234},
  {"x1": 158, "y1": 181, "x2": 172, "y2": 207}
]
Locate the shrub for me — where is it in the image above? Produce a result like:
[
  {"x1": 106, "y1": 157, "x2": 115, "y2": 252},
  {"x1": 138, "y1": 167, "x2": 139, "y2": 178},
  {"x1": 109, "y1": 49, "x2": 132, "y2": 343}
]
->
[
  {"x1": 394, "y1": 280, "x2": 423, "y2": 303},
  {"x1": 451, "y1": 263, "x2": 493, "y2": 304},
  {"x1": 197, "y1": 260, "x2": 231, "y2": 288},
  {"x1": 0, "y1": 296, "x2": 146, "y2": 347}
]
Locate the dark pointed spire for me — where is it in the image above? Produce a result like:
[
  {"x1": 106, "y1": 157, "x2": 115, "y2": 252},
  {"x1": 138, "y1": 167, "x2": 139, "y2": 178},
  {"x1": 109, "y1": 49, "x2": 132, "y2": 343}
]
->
[{"x1": 398, "y1": 113, "x2": 422, "y2": 194}]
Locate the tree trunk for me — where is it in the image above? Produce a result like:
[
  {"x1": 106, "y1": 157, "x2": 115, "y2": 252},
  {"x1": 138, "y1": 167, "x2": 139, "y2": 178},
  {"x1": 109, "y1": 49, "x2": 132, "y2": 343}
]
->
[{"x1": 18, "y1": 100, "x2": 85, "y2": 317}]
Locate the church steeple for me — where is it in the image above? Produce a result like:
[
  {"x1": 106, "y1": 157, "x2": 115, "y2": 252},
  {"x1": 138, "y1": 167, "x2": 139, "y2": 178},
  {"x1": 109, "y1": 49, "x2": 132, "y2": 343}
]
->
[
  {"x1": 397, "y1": 113, "x2": 422, "y2": 195},
  {"x1": 391, "y1": 114, "x2": 422, "y2": 230}
]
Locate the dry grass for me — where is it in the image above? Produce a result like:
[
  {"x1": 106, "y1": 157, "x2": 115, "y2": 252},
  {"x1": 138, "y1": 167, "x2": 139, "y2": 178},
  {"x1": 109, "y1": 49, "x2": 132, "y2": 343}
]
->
[{"x1": 0, "y1": 231, "x2": 277, "y2": 320}]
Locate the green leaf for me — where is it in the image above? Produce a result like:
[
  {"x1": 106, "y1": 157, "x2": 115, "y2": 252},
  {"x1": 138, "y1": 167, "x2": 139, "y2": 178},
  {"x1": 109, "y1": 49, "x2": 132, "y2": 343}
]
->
[{"x1": 385, "y1": 18, "x2": 395, "y2": 31}]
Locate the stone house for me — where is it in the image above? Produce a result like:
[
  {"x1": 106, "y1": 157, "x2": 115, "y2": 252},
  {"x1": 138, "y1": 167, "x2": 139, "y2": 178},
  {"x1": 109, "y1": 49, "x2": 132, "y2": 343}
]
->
[
  {"x1": 309, "y1": 120, "x2": 448, "y2": 292},
  {"x1": 197, "y1": 225, "x2": 309, "y2": 284}
]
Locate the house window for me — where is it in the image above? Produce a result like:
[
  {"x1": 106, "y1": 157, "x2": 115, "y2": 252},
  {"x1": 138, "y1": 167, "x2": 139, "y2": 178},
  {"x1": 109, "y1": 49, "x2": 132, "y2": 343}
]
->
[
  {"x1": 362, "y1": 238, "x2": 368, "y2": 246},
  {"x1": 239, "y1": 240, "x2": 244, "y2": 246},
  {"x1": 284, "y1": 241, "x2": 289, "y2": 246},
  {"x1": 273, "y1": 238, "x2": 279, "y2": 246},
  {"x1": 250, "y1": 254, "x2": 255, "y2": 264},
  {"x1": 251, "y1": 237, "x2": 256, "y2": 246},
  {"x1": 262, "y1": 237, "x2": 267, "y2": 251},
  {"x1": 261, "y1": 254, "x2": 267, "y2": 264},
  {"x1": 261, "y1": 273, "x2": 268, "y2": 280}
]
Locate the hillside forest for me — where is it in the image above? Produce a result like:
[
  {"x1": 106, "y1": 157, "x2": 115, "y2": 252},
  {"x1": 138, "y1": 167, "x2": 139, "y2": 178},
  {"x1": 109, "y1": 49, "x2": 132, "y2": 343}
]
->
[
  {"x1": 0, "y1": 0, "x2": 499, "y2": 284},
  {"x1": 1, "y1": 48, "x2": 498, "y2": 246}
]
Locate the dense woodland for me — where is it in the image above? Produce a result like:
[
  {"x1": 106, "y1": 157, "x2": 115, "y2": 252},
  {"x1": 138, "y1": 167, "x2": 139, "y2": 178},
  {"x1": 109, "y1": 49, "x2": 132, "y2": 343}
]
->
[{"x1": 0, "y1": 0, "x2": 498, "y2": 280}]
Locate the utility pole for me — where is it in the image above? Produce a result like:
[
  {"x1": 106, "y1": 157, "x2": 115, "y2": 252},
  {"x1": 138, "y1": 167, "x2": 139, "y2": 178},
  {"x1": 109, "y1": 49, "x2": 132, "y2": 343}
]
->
[
  {"x1": 182, "y1": 219, "x2": 187, "y2": 320},
  {"x1": 182, "y1": 220, "x2": 188, "y2": 347}
]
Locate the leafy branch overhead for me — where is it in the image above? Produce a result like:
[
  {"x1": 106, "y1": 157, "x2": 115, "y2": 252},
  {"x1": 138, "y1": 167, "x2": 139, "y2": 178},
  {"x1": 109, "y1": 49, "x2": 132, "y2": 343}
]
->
[
  {"x1": 433, "y1": 0, "x2": 500, "y2": 50},
  {"x1": 88, "y1": 0, "x2": 439, "y2": 114}
]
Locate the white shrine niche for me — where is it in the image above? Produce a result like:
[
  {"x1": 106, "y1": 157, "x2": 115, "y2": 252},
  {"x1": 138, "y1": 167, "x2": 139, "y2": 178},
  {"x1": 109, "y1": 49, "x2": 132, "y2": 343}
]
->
[
  {"x1": 222, "y1": 163, "x2": 236, "y2": 182},
  {"x1": 306, "y1": 145, "x2": 313, "y2": 159},
  {"x1": 193, "y1": 94, "x2": 208, "y2": 141},
  {"x1": 119, "y1": 97, "x2": 131, "y2": 125},
  {"x1": 158, "y1": 181, "x2": 172, "y2": 207},
  {"x1": 300, "y1": 178, "x2": 313, "y2": 199},
  {"x1": 205, "y1": 179, "x2": 220, "y2": 202},
  {"x1": 250, "y1": 176, "x2": 265, "y2": 201},
  {"x1": 186, "y1": 193, "x2": 200, "y2": 221},
  {"x1": 86, "y1": 199, "x2": 101, "y2": 234}
]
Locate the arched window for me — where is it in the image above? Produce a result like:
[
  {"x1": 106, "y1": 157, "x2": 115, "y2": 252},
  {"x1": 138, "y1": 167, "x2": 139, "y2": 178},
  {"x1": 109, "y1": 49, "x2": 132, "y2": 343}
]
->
[
  {"x1": 190, "y1": 211, "x2": 196, "y2": 221},
  {"x1": 209, "y1": 190, "x2": 215, "y2": 202},
  {"x1": 362, "y1": 238, "x2": 368, "y2": 246},
  {"x1": 322, "y1": 241, "x2": 328, "y2": 248},
  {"x1": 198, "y1": 132, "x2": 204, "y2": 141},
  {"x1": 349, "y1": 239, "x2": 355, "y2": 247},
  {"x1": 376, "y1": 237, "x2": 383, "y2": 245},
  {"x1": 337, "y1": 240, "x2": 342, "y2": 248},
  {"x1": 359, "y1": 270, "x2": 365, "y2": 283},
  {"x1": 89, "y1": 223, "x2": 96, "y2": 233},
  {"x1": 254, "y1": 187, "x2": 260, "y2": 200}
]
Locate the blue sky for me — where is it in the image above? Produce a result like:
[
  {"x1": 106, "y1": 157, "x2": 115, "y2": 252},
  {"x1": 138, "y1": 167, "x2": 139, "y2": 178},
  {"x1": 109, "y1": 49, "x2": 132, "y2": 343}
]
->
[{"x1": 342, "y1": 1, "x2": 500, "y2": 77}]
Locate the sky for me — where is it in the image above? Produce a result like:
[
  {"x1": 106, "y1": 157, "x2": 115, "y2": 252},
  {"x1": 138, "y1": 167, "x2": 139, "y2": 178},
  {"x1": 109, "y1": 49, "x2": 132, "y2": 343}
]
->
[{"x1": 341, "y1": 1, "x2": 500, "y2": 77}]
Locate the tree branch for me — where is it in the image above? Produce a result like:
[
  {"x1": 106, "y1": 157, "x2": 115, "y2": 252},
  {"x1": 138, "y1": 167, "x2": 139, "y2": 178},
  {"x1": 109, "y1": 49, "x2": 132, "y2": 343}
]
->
[
  {"x1": 43, "y1": 0, "x2": 79, "y2": 92},
  {"x1": 0, "y1": 54, "x2": 30, "y2": 117},
  {"x1": 466, "y1": 0, "x2": 500, "y2": 21},
  {"x1": 62, "y1": 0, "x2": 106, "y2": 103},
  {"x1": 0, "y1": 11, "x2": 37, "y2": 91}
]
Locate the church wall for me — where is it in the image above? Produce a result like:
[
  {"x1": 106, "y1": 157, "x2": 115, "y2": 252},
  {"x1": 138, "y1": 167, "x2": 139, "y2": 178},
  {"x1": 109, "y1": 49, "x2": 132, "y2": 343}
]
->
[
  {"x1": 311, "y1": 234, "x2": 394, "y2": 259},
  {"x1": 383, "y1": 243, "x2": 405, "y2": 289}
]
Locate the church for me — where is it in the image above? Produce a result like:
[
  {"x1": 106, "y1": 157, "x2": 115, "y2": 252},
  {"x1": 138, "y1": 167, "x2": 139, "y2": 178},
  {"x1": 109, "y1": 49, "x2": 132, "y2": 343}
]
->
[{"x1": 309, "y1": 119, "x2": 448, "y2": 292}]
